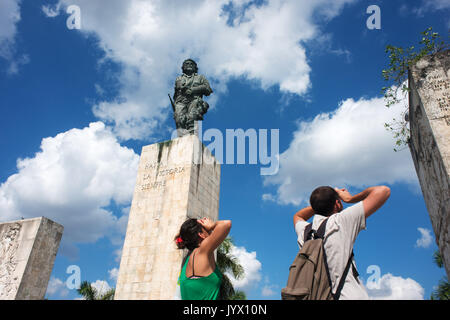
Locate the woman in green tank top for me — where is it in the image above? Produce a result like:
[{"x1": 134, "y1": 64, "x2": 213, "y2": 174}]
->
[{"x1": 175, "y1": 217, "x2": 231, "y2": 300}]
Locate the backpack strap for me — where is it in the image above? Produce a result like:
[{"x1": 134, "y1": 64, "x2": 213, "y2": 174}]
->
[
  {"x1": 304, "y1": 218, "x2": 328, "y2": 243},
  {"x1": 315, "y1": 219, "x2": 328, "y2": 239},
  {"x1": 314, "y1": 219, "x2": 336, "y2": 299},
  {"x1": 333, "y1": 251, "x2": 354, "y2": 300},
  {"x1": 303, "y1": 223, "x2": 313, "y2": 242}
]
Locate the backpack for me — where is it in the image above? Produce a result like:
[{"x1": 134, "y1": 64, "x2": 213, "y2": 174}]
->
[{"x1": 281, "y1": 219, "x2": 355, "y2": 300}]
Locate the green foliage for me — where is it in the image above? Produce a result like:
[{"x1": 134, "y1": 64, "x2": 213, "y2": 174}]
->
[
  {"x1": 99, "y1": 288, "x2": 116, "y2": 300},
  {"x1": 431, "y1": 250, "x2": 450, "y2": 300},
  {"x1": 431, "y1": 278, "x2": 450, "y2": 300},
  {"x1": 77, "y1": 280, "x2": 115, "y2": 300},
  {"x1": 382, "y1": 27, "x2": 449, "y2": 151},
  {"x1": 229, "y1": 290, "x2": 247, "y2": 300},
  {"x1": 217, "y1": 237, "x2": 247, "y2": 300},
  {"x1": 433, "y1": 250, "x2": 444, "y2": 268}
]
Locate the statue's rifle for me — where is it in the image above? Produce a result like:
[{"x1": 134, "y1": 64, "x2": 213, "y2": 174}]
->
[{"x1": 168, "y1": 94, "x2": 176, "y2": 112}]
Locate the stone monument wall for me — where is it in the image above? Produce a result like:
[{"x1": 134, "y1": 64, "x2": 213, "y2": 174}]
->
[
  {"x1": 408, "y1": 50, "x2": 450, "y2": 278},
  {"x1": 115, "y1": 134, "x2": 220, "y2": 300},
  {"x1": 0, "y1": 217, "x2": 63, "y2": 300}
]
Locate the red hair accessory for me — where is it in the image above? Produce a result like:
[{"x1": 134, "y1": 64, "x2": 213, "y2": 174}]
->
[{"x1": 176, "y1": 236, "x2": 183, "y2": 244}]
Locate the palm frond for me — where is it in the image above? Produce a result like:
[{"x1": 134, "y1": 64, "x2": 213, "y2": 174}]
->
[
  {"x1": 216, "y1": 237, "x2": 246, "y2": 300},
  {"x1": 77, "y1": 281, "x2": 97, "y2": 300},
  {"x1": 76, "y1": 280, "x2": 115, "y2": 300},
  {"x1": 219, "y1": 274, "x2": 236, "y2": 300},
  {"x1": 100, "y1": 288, "x2": 115, "y2": 300},
  {"x1": 433, "y1": 250, "x2": 443, "y2": 268},
  {"x1": 229, "y1": 290, "x2": 247, "y2": 300},
  {"x1": 431, "y1": 277, "x2": 450, "y2": 300}
]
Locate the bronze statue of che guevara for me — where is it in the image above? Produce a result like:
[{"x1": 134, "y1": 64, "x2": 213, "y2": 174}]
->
[{"x1": 169, "y1": 59, "x2": 213, "y2": 136}]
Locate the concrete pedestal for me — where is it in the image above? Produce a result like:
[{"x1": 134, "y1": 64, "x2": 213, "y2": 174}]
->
[{"x1": 115, "y1": 134, "x2": 220, "y2": 299}]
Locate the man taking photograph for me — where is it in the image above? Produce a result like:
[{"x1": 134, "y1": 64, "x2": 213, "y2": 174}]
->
[{"x1": 293, "y1": 185, "x2": 391, "y2": 300}]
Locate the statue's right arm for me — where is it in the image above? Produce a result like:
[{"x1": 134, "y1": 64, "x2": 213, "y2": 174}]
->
[{"x1": 173, "y1": 77, "x2": 182, "y2": 100}]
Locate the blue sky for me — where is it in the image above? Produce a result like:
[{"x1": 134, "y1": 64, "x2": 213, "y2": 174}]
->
[{"x1": 0, "y1": 0, "x2": 448, "y2": 300}]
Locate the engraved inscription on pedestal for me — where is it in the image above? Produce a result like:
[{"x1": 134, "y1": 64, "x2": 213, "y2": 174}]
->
[
  {"x1": 140, "y1": 164, "x2": 186, "y2": 191},
  {"x1": 419, "y1": 69, "x2": 450, "y2": 123}
]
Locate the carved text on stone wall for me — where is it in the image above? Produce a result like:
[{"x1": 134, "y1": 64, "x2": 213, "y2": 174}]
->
[
  {"x1": 140, "y1": 164, "x2": 187, "y2": 191},
  {"x1": 426, "y1": 72, "x2": 450, "y2": 125}
]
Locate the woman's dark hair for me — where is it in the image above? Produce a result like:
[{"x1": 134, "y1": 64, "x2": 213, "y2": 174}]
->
[
  {"x1": 310, "y1": 186, "x2": 339, "y2": 217},
  {"x1": 175, "y1": 218, "x2": 202, "y2": 251}
]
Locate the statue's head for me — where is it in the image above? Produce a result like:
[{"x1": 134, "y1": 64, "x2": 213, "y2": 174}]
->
[{"x1": 182, "y1": 59, "x2": 198, "y2": 75}]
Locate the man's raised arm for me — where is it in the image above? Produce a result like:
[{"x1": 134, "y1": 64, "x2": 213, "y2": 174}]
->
[
  {"x1": 335, "y1": 186, "x2": 391, "y2": 218},
  {"x1": 293, "y1": 206, "x2": 315, "y2": 227}
]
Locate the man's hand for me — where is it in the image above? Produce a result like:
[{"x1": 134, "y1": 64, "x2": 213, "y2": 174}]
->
[
  {"x1": 335, "y1": 188, "x2": 353, "y2": 203},
  {"x1": 336, "y1": 186, "x2": 391, "y2": 218}
]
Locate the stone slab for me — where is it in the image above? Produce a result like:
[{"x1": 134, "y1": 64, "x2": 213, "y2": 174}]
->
[
  {"x1": 408, "y1": 49, "x2": 450, "y2": 278},
  {"x1": 0, "y1": 217, "x2": 63, "y2": 300}
]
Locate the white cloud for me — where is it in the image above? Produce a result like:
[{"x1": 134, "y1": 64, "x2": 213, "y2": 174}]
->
[
  {"x1": 415, "y1": 227, "x2": 433, "y2": 248},
  {"x1": 261, "y1": 275, "x2": 279, "y2": 298},
  {"x1": 108, "y1": 267, "x2": 119, "y2": 282},
  {"x1": 366, "y1": 273, "x2": 424, "y2": 300},
  {"x1": 307, "y1": 33, "x2": 352, "y2": 63},
  {"x1": 45, "y1": 0, "x2": 356, "y2": 140},
  {"x1": 0, "y1": 122, "x2": 139, "y2": 258},
  {"x1": 46, "y1": 277, "x2": 69, "y2": 298},
  {"x1": 0, "y1": 0, "x2": 21, "y2": 47},
  {"x1": 113, "y1": 247, "x2": 123, "y2": 263},
  {"x1": 264, "y1": 91, "x2": 418, "y2": 206},
  {"x1": 261, "y1": 285, "x2": 276, "y2": 297},
  {"x1": 420, "y1": 0, "x2": 450, "y2": 11},
  {"x1": 6, "y1": 53, "x2": 29, "y2": 75},
  {"x1": 91, "y1": 280, "x2": 112, "y2": 297},
  {"x1": 262, "y1": 193, "x2": 276, "y2": 202},
  {"x1": 42, "y1": 4, "x2": 61, "y2": 18},
  {"x1": 0, "y1": 0, "x2": 29, "y2": 74},
  {"x1": 227, "y1": 246, "x2": 262, "y2": 292},
  {"x1": 404, "y1": 0, "x2": 450, "y2": 27}
]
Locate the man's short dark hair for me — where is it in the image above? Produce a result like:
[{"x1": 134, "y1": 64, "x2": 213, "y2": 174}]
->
[{"x1": 310, "y1": 186, "x2": 339, "y2": 216}]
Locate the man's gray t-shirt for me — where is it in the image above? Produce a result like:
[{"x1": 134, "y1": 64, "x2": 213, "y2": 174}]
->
[{"x1": 294, "y1": 202, "x2": 369, "y2": 300}]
